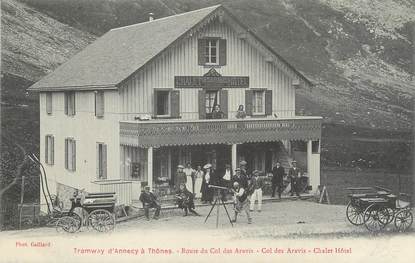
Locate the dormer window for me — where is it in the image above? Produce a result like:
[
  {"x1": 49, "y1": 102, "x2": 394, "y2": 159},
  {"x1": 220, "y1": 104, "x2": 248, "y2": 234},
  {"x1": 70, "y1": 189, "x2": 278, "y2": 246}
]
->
[{"x1": 198, "y1": 38, "x2": 227, "y2": 66}]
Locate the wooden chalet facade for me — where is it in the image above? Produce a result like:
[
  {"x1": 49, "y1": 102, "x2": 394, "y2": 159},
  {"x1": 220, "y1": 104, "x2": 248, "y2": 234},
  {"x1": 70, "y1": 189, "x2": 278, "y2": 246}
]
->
[{"x1": 29, "y1": 5, "x2": 322, "y2": 206}]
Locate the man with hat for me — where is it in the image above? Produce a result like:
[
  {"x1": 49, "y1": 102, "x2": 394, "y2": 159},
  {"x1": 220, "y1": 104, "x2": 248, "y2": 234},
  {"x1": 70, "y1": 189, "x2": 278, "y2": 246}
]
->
[
  {"x1": 231, "y1": 181, "x2": 252, "y2": 224},
  {"x1": 288, "y1": 161, "x2": 301, "y2": 197},
  {"x1": 232, "y1": 167, "x2": 248, "y2": 189},
  {"x1": 272, "y1": 162, "x2": 286, "y2": 198},
  {"x1": 139, "y1": 186, "x2": 161, "y2": 220},
  {"x1": 249, "y1": 170, "x2": 265, "y2": 212},
  {"x1": 239, "y1": 160, "x2": 248, "y2": 177}
]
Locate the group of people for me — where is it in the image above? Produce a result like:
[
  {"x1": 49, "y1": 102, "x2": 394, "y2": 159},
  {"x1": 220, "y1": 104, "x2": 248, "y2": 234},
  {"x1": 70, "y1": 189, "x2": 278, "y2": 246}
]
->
[
  {"x1": 139, "y1": 160, "x2": 304, "y2": 223},
  {"x1": 206, "y1": 104, "x2": 247, "y2": 120}
]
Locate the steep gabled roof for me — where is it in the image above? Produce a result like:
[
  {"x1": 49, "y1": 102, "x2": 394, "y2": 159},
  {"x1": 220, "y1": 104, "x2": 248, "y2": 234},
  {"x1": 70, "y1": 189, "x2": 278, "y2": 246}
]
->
[
  {"x1": 29, "y1": 4, "x2": 312, "y2": 91},
  {"x1": 28, "y1": 5, "x2": 221, "y2": 91}
]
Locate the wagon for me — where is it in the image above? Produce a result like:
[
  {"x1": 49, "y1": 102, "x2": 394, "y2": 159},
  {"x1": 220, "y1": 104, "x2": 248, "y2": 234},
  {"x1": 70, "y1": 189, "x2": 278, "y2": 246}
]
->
[
  {"x1": 345, "y1": 187, "x2": 413, "y2": 232},
  {"x1": 345, "y1": 186, "x2": 391, "y2": 226},
  {"x1": 55, "y1": 192, "x2": 116, "y2": 233}
]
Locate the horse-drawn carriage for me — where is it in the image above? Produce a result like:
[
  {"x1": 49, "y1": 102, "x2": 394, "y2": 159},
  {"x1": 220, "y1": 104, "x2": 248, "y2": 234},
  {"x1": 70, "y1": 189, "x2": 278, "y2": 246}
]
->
[
  {"x1": 345, "y1": 186, "x2": 413, "y2": 232},
  {"x1": 53, "y1": 191, "x2": 117, "y2": 233}
]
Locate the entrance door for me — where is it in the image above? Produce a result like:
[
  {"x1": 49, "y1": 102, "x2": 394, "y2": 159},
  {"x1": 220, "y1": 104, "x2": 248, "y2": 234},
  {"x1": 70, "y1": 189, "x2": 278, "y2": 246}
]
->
[{"x1": 214, "y1": 144, "x2": 231, "y2": 177}]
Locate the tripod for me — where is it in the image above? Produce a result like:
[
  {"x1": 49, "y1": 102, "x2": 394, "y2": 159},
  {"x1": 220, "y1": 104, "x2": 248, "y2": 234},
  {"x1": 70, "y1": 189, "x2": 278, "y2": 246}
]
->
[{"x1": 204, "y1": 186, "x2": 233, "y2": 228}]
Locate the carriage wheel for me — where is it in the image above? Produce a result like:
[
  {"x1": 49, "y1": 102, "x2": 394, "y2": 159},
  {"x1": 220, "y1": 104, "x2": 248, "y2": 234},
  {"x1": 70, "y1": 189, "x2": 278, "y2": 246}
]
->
[
  {"x1": 346, "y1": 202, "x2": 365, "y2": 225},
  {"x1": 56, "y1": 216, "x2": 80, "y2": 233},
  {"x1": 363, "y1": 204, "x2": 388, "y2": 232},
  {"x1": 382, "y1": 208, "x2": 394, "y2": 224},
  {"x1": 88, "y1": 209, "x2": 115, "y2": 232},
  {"x1": 394, "y1": 210, "x2": 413, "y2": 232}
]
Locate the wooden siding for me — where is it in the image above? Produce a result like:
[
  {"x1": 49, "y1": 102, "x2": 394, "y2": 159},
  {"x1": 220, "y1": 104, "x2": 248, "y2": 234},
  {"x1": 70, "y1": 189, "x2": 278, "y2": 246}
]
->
[{"x1": 119, "y1": 19, "x2": 295, "y2": 120}]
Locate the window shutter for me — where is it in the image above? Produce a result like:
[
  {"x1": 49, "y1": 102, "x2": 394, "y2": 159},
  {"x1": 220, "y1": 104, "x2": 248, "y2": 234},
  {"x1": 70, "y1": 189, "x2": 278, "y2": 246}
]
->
[
  {"x1": 265, "y1": 90, "x2": 272, "y2": 115},
  {"x1": 72, "y1": 140, "x2": 76, "y2": 171},
  {"x1": 64, "y1": 139, "x2": 68, "y2": 169},
  {"x1": 64, "y1": 93, "x2": 68, "y2": 115},
  {"x1": 219, "y1": 90, "x2": 228, "y2": 118},
  {"x1": 198, "y1": 39, "x2": 206, "y2": 65},
  {"x1": 46, "y1": 93, "x2": 52, "y2": 114},
  {"x1": 96, "y1": 143, "x2": 100, "y2": 178},
  {"x1": 219, "y1": 39, "x2": 227, "y2": 66},
  {"x1": 51, "y1": 136, "x2": 54, "y2": 165},
  {"x1": 45, "y1": 136, "x2": 49, "y2": 164},
  {"x1": 245, "y1": 90, "x2": 253, "y2": 116},
  {"x1": 170, "y1": 90, "x2": 180, "y2": 118},
  {"x1": 198, "y1": 90, "x2": 206, "y2": 119},
  {"x1": 153, "y1": 90, "x2": 158, "y2": 117},
  {"x1": 102, "y1": 144, "x2": 107, "y2": 179},
  {"x1": 71, "y1": 93, "x2": 76, "y2": 116},
  {"x1": 95, "y1": 92, "x2": 104, "y2": 117}
]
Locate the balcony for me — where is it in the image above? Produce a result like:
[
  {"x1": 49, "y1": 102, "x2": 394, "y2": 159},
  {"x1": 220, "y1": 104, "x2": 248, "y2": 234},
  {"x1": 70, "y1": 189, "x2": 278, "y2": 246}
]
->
[{"x1": 120, "y1": 116, "x2": 322, "y2": 147}]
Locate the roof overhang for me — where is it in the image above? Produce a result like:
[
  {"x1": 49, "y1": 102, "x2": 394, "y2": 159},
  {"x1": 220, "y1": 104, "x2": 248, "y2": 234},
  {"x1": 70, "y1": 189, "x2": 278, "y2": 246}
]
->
[{"x1": 28, "y1": 84, "x2": 118, "y2": 92}]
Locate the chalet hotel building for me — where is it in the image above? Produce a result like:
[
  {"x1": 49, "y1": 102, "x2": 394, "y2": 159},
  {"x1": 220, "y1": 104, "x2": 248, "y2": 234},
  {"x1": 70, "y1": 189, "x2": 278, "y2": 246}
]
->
[{"x1": 29, "y1": 5, "x2": 322, "y2": 206}]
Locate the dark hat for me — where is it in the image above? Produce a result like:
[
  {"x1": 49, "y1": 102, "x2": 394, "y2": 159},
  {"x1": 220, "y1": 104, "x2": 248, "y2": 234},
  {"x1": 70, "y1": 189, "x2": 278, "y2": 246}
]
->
[{"x1": 144, "y1": 186, "x2": 150, "y2": 190}]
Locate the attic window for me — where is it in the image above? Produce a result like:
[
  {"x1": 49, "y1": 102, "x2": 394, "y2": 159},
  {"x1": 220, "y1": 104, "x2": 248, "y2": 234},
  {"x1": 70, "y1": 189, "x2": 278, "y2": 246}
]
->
[{"x1": 198, "y1": 38, "x2": 227, "y2": 66}]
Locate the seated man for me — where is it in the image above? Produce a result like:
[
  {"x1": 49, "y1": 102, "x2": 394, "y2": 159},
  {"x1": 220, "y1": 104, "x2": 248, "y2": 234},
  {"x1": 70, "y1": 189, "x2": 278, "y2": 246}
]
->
[
  {"x1": 139, "y1": 186, "x2": 161, "y2": 220},
  {"x1": 175, "y1": 183, "x2": 200, "y2": 216}
]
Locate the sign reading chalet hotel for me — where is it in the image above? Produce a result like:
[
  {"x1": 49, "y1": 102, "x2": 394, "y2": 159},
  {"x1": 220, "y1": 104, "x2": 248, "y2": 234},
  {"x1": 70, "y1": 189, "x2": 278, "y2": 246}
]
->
[
  {"x1": 175, "y1": 68, "x2": 249, "y2": 89},
  {"x1": 174, "y1": 75, "x2": 249, "y2": 89}
]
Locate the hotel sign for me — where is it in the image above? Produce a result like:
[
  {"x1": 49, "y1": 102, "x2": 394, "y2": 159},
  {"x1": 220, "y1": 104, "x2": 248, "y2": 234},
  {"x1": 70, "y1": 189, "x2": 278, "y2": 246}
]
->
[{"x1": 174, "y1": 76, "x2": 249, "y2": 89}]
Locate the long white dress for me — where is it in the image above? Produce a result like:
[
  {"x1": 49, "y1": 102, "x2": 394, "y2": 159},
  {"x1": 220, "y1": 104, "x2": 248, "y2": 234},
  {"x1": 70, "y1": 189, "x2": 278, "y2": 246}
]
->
[
  {"x1": 184, "y1": 168, "x2": 195, "y2": 193},
  {"x1": 194, "y1": 170, "x2": 204, "y2": 198}
]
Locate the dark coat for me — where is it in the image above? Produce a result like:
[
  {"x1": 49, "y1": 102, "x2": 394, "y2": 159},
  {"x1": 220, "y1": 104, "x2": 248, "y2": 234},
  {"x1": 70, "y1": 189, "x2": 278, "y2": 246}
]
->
[
  {"x1": 232, "y1": 174, "x2": 248, "y2": 189},
  {"x1": 272, "y1": 166, "x2": 285, "y2": 184},
  {"x1": 288, "y1": 167, "x2": 301, "y2": 179},
  {"x1": 139, "y1": 191, "x2": 158, "y2": 207},
  {"x1": 175, "y1": 188, "x2": 195, "y2": 209}
]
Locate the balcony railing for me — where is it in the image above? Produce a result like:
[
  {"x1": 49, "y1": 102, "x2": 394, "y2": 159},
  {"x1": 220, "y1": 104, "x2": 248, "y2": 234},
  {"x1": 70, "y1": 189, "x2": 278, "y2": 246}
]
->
[{"x1": 120, "y1": 116, "x2": 322, "y2": 147}]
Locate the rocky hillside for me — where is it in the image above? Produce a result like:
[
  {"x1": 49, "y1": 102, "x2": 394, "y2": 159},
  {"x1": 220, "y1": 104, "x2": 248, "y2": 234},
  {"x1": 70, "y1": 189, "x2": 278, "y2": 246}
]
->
[
  {"x1": 2, "y1": 0, "x2": 415, "y2": 130},
  {"x1": 1, "y1": 0, "x2": 95, "y2": 101}
]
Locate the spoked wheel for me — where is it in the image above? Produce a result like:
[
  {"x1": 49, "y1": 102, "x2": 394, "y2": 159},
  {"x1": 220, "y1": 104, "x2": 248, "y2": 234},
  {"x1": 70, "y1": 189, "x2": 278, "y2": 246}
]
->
[
  {"x1": 363, "y1": 204, "x2": 388, "y2": 232},
  {"x1": 394, "y1": 210, "x2": 413, "y2": 232},
  {"x1": 56, "y1": 216, "x2": 81, "y2": 233},
  {"x1": 88, "y1": 209, "x2": 115, "y2": 232},
  {"x1": 346, "y1": 202, "x2": 365, "y2": 225}
]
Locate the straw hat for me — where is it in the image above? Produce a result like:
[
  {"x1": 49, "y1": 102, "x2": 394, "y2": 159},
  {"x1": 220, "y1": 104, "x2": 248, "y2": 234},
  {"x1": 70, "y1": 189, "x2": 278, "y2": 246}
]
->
[
  {"x1": 177, "y1": 165, "x2": 184, "y2": 169},
  {"x1": 203, "y1": 163, "x2": 212, "y2": 169}
]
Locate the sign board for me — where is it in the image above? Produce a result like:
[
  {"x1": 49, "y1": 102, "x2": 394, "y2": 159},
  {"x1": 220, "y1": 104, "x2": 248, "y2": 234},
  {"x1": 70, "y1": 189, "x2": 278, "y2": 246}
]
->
[{"x1": 174, "y1": 76, "x2": 249, "y2": 89}]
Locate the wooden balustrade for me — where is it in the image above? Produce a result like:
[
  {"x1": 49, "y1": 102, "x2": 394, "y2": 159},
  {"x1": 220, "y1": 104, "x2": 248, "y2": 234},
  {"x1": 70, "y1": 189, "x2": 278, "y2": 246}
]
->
[{"x1": 120, "y1": 117, "x2": 322, "y2": 147}]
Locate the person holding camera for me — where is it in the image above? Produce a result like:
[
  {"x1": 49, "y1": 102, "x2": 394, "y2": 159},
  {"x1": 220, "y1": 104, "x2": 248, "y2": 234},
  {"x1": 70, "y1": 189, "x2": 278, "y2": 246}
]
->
[{"x1": 231, "y1": 181, "x2": 252, "y2": 224}]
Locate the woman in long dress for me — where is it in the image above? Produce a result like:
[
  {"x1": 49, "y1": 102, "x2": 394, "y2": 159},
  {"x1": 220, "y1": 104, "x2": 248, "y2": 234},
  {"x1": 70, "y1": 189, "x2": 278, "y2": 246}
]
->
[
  {"x1": 183, "y1": 162, "x2": 195, "y2": 193},
  {"x1": 194, "y1": 165, "x2": 204, "y2": 198}
]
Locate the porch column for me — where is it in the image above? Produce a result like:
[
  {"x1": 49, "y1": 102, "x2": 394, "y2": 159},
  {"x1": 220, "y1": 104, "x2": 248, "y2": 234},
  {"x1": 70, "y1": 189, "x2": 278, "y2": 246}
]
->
[
  {"x1": 231, "y1": 144, "x2": 237, "y2": 172},
  {"x1": 147, "y1": 147, "x2": 153, "y2": 191},
  {"x1": 307, "y1": 140, "x2": 312, "y2": 177}
]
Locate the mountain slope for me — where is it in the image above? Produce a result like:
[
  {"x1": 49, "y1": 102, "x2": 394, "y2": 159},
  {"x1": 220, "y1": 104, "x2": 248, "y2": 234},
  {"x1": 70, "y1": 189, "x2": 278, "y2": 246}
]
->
[{"x1": 2, "y1": 0, "x2": 415, "y2": 130}]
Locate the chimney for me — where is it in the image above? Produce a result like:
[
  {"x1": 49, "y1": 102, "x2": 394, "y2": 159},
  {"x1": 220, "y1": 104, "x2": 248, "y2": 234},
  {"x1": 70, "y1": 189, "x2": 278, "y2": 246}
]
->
[{"x1": 149, "y1": 13, "x2": 154, "y2": 21}]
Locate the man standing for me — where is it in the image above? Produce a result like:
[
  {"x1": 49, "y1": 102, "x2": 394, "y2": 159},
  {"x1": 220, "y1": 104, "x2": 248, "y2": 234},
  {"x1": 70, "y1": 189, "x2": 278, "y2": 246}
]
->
[
  {"x1": 231, "y1": 182, "x2": 252, "y2": 224},
  {"x1": 232, "y1": 167, "x2": 248, "y2": 189},
  {"x1": 249, "y1": 170, "x2": 264, "y2": 212},
  {"x1": 139, "y1": 186, "x2": 161, "y2": 220},
  {"x1": 288, "y1": 161, "x2": 301, "y2": 197},
  {"x1": 272, "y1": 162, "x2": 285, "y2": 198}
]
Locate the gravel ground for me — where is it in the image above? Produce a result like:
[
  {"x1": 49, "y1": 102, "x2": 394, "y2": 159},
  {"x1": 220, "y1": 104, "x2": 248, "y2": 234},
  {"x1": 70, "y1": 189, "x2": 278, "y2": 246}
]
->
[{"x1": 1, "y1": 200, "x2": 414, "y2": 263}]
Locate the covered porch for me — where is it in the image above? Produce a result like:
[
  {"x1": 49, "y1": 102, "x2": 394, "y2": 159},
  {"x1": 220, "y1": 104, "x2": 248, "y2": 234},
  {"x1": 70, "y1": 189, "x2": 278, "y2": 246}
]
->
[{"x1": 119, "y1": 116, "x2": 322, "y2": 199}]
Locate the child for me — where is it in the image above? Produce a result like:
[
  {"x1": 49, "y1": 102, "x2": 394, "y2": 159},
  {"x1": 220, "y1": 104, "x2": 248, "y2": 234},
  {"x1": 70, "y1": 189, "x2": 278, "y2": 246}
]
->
[{"x1": 175, "y1": 184, "x2": 200, "y2": 216}]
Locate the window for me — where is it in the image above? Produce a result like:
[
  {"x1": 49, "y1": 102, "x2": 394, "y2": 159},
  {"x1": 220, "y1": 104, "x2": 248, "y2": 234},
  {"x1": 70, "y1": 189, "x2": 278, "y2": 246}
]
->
[
  {"x1": 97, "y1": 143, "x2": 107, "y2": 179},
  {"x1": 312, "y1": 140, "x2": 320, "y2": 154},
  {"x1": 46, "y1": 93, "x2": 52, "y2": 115},
  {"x1": 64, "y1": 92, "x2": 76, "y2": 116},
  {"x1": 252, "y1": 90, "x2": 265, "y2": 115},
  {"x1": 155, "y1": 90, "x2": 170, "y2": 116},
  {"x1": 205, "y1": 90, "x2": 219, "y2": 114},
  {"x1": 65, "y1": 138, "x2": 76, "y2": 171},
  {"x1": 95, "y1": 91, "x2": 105, "y2": 118},
  {"x1": 153, "y1": 89, "x2": 180, "y2": 118},
  {"x1": 198, "y1": 38, "x2": 227, "y2": 66},
  {"x1": 205, "y1": 39, "x2": 218, "y2": 64},
  {"x1": 45, "y1": 135, "x2": 54, "y2": 165}
]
